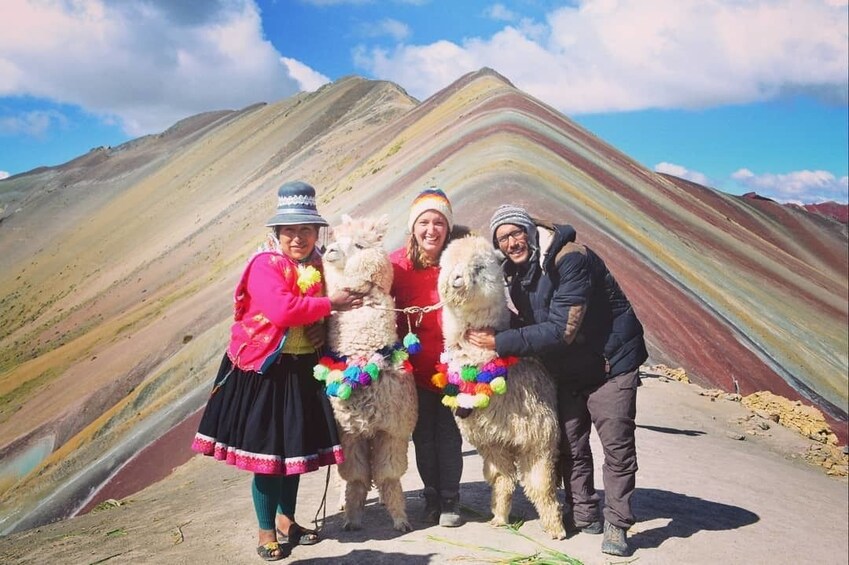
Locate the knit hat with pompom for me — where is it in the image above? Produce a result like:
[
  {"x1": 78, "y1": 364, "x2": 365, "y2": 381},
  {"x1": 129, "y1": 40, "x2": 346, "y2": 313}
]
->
[{"x1": 408, "y1": 188, "x2": 453, "y2": 232}]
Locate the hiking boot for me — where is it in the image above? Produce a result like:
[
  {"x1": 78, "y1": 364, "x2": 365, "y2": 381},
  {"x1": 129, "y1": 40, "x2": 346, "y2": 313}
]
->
[
  {"x1": 575, "y1": 519, "x2": 603, "y2": 535},
  {"x1": 601, "y1": 522, "x2": 630, "y2": 556},
  {"x1": 420, "y1": 487, "x2": 440, "y2": 523},
  {"x1": 438, "y1": 495, "x2": 464, "y2": 527},
  {"x1": 564, "y1": 514, "x2": 603, "y2": 535}
]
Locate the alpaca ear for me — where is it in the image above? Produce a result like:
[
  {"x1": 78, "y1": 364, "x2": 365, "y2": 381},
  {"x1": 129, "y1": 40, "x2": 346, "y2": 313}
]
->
[{"x1": 373, "y1": 214, "x2": 390, "y2": 241}]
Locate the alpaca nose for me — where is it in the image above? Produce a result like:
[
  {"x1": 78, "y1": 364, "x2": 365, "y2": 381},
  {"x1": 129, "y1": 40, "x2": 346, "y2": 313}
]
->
[
  {"x1": 451, "y1": 273, "x2": 464, "y2": 289},
  {"x1": 324, "y1": 247, "x2": 341, "y2": 263}
]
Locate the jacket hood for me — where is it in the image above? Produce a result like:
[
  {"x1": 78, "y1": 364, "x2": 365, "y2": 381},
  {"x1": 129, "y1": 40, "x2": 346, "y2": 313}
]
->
[{"x1": 537, "y1": 221, "x2": 576, "y2": 270}]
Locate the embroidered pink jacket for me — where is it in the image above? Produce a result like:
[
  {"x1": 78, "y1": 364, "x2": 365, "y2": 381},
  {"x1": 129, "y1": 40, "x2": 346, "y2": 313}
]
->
[{"x1": 227, "y1": 251, "x2": 331, "y2": 373}]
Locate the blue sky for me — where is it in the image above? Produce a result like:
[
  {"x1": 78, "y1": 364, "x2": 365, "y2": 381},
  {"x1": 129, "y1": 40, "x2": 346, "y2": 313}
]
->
[{"x1": 0, "y1": 0, "x2": 846, "y2": 204}]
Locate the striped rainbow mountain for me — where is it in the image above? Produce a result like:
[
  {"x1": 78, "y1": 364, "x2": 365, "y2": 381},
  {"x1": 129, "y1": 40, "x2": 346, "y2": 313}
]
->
[{"x1": 0, "y1": 68, "x2": 846, "y2": 532}]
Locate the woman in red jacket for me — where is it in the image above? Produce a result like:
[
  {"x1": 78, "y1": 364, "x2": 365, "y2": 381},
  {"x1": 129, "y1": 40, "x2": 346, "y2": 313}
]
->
[
  {"x1": 390, "y1": 188, "x2": 467, "y2": 527},
  {"x1": 191, "y1": 181, "x2": 363, "y2": 561}
]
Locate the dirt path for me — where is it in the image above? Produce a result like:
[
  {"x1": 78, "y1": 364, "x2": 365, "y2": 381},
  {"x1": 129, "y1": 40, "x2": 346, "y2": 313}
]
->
[{"x1": 1, "y1": 377, "x2": 846, "y2": 565}]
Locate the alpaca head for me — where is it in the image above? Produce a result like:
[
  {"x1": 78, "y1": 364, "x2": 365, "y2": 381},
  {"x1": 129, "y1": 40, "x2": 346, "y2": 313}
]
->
[
  {"x1": 323, "y1": 214, "x2": 393, "y2": 294},
  {"x1": 438, "y1": 235, "x2": 506, "y2": 317}
]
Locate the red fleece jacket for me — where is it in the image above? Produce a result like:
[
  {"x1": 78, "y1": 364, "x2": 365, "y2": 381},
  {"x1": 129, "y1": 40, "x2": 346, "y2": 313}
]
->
[{"x1": 390, "y1": 248, "x2": 444, "y2": 392}]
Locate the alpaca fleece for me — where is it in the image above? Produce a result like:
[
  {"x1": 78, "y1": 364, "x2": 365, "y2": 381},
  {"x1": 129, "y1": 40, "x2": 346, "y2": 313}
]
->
[
  {"x1": 438, "y1": 235, "x2": 566, "y2": 539},
  {"x1": 322, "y1": 215, "x2": 418, "y2": 532}
]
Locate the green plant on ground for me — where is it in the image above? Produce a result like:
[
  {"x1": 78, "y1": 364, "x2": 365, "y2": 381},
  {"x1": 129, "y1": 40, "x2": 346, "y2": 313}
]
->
[{"x1": 428, "y1": 524, "x2": 585, "y2": 565}]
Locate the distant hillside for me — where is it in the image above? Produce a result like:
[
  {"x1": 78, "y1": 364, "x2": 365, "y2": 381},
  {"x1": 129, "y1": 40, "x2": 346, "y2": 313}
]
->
[
  {"x1": 740, "y1": 192, "x2": 849, "y2": 225},
  {"x1": 801, "y1": 201, "x2": 849, "y2": 224},
  {"x1": 0, "y1": 68, "x2": 846, "y2": 534}
]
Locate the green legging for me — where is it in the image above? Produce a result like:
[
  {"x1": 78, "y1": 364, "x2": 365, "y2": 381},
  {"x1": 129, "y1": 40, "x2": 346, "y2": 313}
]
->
[{"x1": 252, "y1": 473, "x2": 300, "y2": 531}]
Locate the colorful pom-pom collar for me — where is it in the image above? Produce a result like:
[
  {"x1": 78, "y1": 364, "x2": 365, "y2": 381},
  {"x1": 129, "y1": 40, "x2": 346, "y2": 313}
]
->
[
  {"x1": 431, "y1": 351, "x2": 518, "y2": 413},
  {"x1": 313, "y1": 343, "x2": 413, "y2": 400}
]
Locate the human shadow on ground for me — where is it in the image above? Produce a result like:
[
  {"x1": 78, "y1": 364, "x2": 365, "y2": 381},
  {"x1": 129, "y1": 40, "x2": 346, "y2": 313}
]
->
[
  {"x1": 290, "y1": 549, "x2": 434, "y2": 564},
  {"x1": 637, "y1": 424, "x2": 706, "y2": 436},
  {"x1": 628, "y1": 487, "x2": 760, "y2": 550}
]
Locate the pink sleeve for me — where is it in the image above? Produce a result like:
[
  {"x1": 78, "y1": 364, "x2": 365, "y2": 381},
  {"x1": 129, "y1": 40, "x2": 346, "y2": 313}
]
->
[{"x1": 247, "y1": 255, "x2": 331, "y2": 327}]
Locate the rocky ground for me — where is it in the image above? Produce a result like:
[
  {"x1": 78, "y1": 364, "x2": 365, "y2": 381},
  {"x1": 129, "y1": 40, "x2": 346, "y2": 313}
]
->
[{"x1": 0, "y1": 374, "x2": 846, "y2": 565}]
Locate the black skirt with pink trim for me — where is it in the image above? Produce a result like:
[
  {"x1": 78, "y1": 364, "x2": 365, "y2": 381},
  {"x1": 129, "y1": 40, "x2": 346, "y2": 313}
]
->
[{"x1": 191, "y1": 352, "x2": 344, "y2": 475}]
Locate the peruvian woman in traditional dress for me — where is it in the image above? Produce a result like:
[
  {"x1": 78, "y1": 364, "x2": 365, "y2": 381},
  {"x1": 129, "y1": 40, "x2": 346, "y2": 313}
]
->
[{"x1": 191, "y1": 181, "x2": 364, "y2": 561}]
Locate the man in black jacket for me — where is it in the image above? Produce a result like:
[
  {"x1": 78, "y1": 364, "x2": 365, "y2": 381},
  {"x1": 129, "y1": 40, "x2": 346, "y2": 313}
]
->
[{"x1": 467, "y1": 204, "x2": 648, "y2": 557}]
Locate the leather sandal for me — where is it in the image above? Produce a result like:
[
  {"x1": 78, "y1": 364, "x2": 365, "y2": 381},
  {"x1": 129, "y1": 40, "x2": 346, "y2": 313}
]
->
[
  {"x1": 256, "y1": 541, "x2": 284, "y2": 561},
  {"x1": 276, "y1": 523, "x2": 320, "y2": 546}
]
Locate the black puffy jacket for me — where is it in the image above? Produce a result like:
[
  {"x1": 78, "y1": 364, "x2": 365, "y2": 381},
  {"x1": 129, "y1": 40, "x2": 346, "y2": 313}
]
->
[{"x1": 494, "y1": 222, "x2": 648, "y2": 389}]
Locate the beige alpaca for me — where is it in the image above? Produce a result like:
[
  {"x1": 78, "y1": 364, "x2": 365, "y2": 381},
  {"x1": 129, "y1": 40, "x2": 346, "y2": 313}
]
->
[
  {"x1": 321, "y1": 215, "x2": 417, "y2": 532},
  {"x1": 437, "y1": 235, "x2": 566, "y2": 539}
]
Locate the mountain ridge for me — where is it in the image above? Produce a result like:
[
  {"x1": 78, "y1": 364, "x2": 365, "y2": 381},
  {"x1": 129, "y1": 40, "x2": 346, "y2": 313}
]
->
[{"x1": 0, "y1": 67, "x2": 845, "y2": 534}]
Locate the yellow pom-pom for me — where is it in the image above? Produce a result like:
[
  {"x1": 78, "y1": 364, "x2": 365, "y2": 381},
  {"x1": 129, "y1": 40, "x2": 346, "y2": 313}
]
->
[
  {"x1": 441, "y1": 395, "x2": 458, "y2": 408},
  {"x1": 296, "y1": 265, "x2": 322, "y2": 293},
  {"x1": 328, "y1": 369, "x2": 344, "y2": 383},
  {"x1": 490, "y1": 376, "x2": 507, "y2": 395},
  {"x1": 474, "y1": 393, "x2": 490, "y2": 409}
]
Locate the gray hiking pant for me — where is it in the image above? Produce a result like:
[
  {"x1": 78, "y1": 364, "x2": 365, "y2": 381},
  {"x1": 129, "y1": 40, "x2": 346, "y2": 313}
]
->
[
  {"x1": 558, "y1": 369, "x2": 639, "y2": 528},
  {"x1": 412, "y1": 388, "x2": 464, "y2": 499}
]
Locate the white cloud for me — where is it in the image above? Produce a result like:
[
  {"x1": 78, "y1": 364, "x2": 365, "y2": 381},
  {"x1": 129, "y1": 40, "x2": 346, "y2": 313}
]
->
[
  {"x1": 654, "y1": 162, "x2": 711, "y2": 186},
  {"x1": 0, "y1": 0, "x2": 301, "y2": 136},
  {"x1": 485, "y1": 4, "x2": 518, "y2": 22},
  {"x1": 353, "y1": 0, "x2": 849, "y2": 114},
  {"x1": 281, "y1": 58, "x2": 331, "y2": 92},
  {"x1": 354, "y1": 40, "x2": 479, "y2": 98},
  {"x1": 357, "y1": 18, "x2": 411, "y2": 41},
  {"x1": 731, "y1": 168, "x2": 849, "y2": 204},
  {"x1": 0, "y1": 170, "x2": 9, "y2": 180},
  {"x1": 0, "y1": 110, "x2": 67, "y2": 138}
]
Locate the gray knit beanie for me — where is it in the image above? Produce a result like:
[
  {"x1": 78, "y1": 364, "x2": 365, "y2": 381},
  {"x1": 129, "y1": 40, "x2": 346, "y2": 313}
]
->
[{"x1": 489, "y1": 204, "x2": 538, "y2": 249}]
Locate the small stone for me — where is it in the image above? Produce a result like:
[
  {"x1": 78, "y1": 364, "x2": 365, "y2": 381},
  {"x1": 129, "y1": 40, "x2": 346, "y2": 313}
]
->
[
  {"x1": 726, "y1": 431, "x2": 746, "y2": 440},
  {"x1": 757, "y1": 421, "x2": 770, "y2": 430},
  {"x1": 754, "y1": 409, "x2": 779, "y2": 422}
]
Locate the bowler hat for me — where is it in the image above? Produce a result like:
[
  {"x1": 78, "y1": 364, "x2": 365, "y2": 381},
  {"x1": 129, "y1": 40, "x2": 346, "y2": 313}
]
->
[{"x1": 265, "y1": 181, "x2": 328, "y2": 227}]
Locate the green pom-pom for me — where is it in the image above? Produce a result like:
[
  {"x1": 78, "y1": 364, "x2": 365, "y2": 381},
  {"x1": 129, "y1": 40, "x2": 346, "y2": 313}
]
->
[
  {"x1": 337, "y1": 382, "x2": 353, "y2": 400},
  {"x1": 490, "y1": 376, "x2": 507, "y2": 395},
  {"x1": 391, "y1": 349, "x2": 409, "y2": 364},
  {"x1": 364, "y1": 363, "x2": 380, "y2": 380},
  {"x1": 313, "y1": 365, "x2": 330, "y2": 381},
  {"x1": 475, "y1": 394, "x2": 490, "y2": 409},
  {"x1": 461, "y1": 366, "x2": 478, "y2": 382}
]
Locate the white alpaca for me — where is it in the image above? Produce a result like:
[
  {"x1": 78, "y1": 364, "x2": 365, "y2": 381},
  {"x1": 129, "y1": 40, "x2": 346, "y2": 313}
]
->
[
  {"x1": 437, "y1": 235, "x2": 566, "y2": 539},
  {"x1": 321, "y1": 215, "x2": 417, "y2": 532}
]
